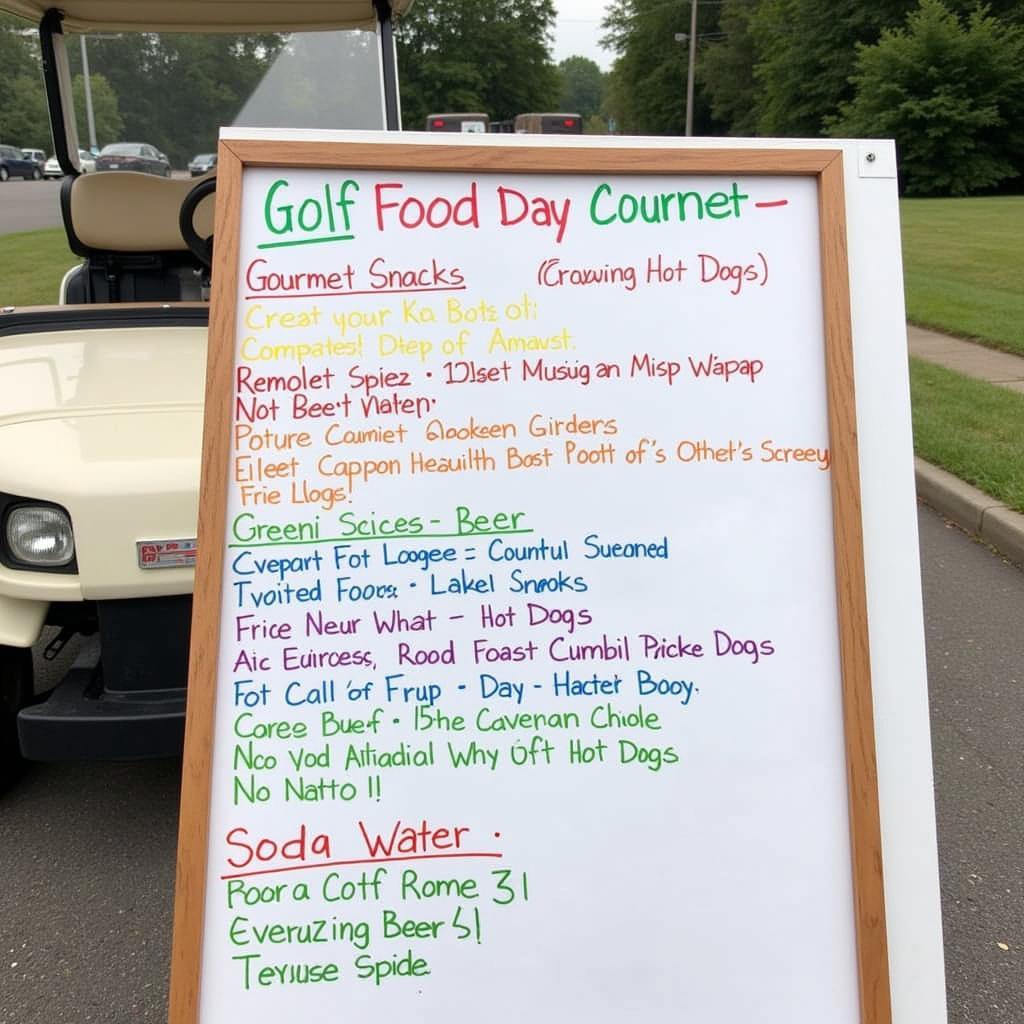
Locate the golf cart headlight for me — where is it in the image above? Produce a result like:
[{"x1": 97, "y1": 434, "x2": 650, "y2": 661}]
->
[{"x1": 5, "y1": 506, "x2": 75, "y2": 566}]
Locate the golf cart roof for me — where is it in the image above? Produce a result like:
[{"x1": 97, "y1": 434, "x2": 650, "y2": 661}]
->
[{"x1": 0, "y1": 0, "x2": 413, "y2": 33}]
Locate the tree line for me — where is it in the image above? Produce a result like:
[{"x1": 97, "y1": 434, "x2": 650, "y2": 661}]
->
[
  {"x1": 603, "y1": 0, "x2": 1024, "y2": 195},
  {"x1": 0, "y1": 15, "x2": 285, "y2": 167},
  {"x1": 394, "y1": 0, "x2": 608, "y2": 132},
  {"x1": 5, "y1": 1, "x2": 1017, "y2": 195}
]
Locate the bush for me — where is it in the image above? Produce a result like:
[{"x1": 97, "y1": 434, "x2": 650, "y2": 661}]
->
[{"x1": 830, "y1": 0, "x2": 1024, "y2": 196}]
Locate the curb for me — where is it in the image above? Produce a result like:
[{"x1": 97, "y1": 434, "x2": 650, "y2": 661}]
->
[{"x1": 915, "y1": 457, "x2": 1024, "y2": 566}]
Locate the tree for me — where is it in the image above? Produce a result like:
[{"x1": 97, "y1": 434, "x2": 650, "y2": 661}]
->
[
  {"x1": 600, "y1": 0, "x2": 721, "y2": 136},
  {"x1": 557, "y1": 56, "x2": 606, "y2": 120},
  {"x1": 700, "y1": 0, "x2": 760, "y2": 136},
  {"x1": 71, "y1": 74, "x2": 122, "y2": 150},
  {"x1": 701, "y1": 0, "x2": 1022, "y2": 139},
  {"x1": 0, "y1": 13, "x2": 36, "y2": 78},
  {"x1": 0, "y1": 15, "x2": 49, "y2": 151},
  {"x1": 396, "y1": 0, "x2": 560, "y2": 127},
  {"x1": 831, "y1": 0, "x2": 1024, "y2": 195},
  {"x1": 0, "y1": 75, "x2": 49, "y2": 151},
  {"x1": 750, "y1": 0, "x2": 920, "y2": 137},
  {"x1": 68, "y1": 32, "x2": 285, "y2": 166}
]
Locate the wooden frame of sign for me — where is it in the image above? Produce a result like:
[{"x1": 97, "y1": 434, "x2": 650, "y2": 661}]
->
[{"x1": 169, "y1": 140, "x2": 890, "y2": 1024}]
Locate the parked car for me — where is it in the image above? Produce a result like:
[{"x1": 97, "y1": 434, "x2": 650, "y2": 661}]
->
[
  {"x1": 0, "y1": 143, "x2": 43, "y2": 180},
  {"x1": 21, "y1": 148, "x2": 46, "y2": 169},
  {"x1": 94, "y1": 142, "x2": 171, "y2": 176},
  {"x1": 43, "y1": 149, "x2": 96, "y2": 178},
  {"x1": 187, "y1": 152, "x2": 217, "y2": 176}
]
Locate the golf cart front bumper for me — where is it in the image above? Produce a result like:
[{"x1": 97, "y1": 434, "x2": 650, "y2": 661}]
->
[{"x1": 18, "y1": 595, "x2": 191, "y2": 760}]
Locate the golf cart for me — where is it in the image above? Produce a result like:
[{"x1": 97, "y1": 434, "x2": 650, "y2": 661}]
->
[{"x1": 0, "y1": 0, "x2": 412, "y2": 787}]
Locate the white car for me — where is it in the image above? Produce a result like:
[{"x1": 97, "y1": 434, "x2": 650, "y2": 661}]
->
[{"x1": 43, "y1": 149, "x2": 97, "y2": 178}]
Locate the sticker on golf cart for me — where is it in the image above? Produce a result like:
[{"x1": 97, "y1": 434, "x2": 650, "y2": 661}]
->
[
  {"x1": 136, "y1": 538, "x2": 197, "y2": 568},
  {"x1": 171, "y1": 139, "x2": 900, "y2": 1024}
]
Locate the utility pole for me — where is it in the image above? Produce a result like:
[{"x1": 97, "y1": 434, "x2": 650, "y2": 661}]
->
[
  {"x1": 674, "y1": 1, "x2": 699, "y2": 136},
  {"x1": 685, "y1": 0, "x2": 698, "y2": 136},
  {"x1": 80, "y1": 35, "x2": 97, "y2": 152}
]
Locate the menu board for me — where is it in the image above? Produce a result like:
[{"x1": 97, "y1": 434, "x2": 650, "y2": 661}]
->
[{"x1": 170, "y1": 140, "x2": 890, "y2": 1024}]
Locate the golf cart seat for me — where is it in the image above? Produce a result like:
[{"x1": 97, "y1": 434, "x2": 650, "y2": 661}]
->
[{"x1": 60, "y1": 170, "x2": 215, "y2": 303}]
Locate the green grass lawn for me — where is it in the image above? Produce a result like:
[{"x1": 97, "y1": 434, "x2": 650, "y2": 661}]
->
[
  {"x1": 901, "y1": 196, "x2": 1024, "y2": 356},
  {"x1": 910, "y1": 357, "x2": 1024, "y2": 513},
  {"x1": 0, "y1": 227, "x2": 79, "y2": 308}
]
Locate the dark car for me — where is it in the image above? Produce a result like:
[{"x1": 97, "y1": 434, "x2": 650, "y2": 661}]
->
[
  {"x1": 94, "y1": 142, "x2": 171, "y2": 176},
  {"x1": 0, "y1": 144, "x2": 43, "y2": 180},
  {"x1": 188, "y1": 152, "x2": 217, "y2": 176}
]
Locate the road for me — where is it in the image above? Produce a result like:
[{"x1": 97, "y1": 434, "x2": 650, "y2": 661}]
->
[
  {"x1": 922, "y1": 507, "x2": 1024, "y2": 1022},
  {"x1": 0, "y1": 503, "x2": 1021, "y2": 1022},
  {"x1": 0, "y1": 179, "x2": 64, "y2": 235}
]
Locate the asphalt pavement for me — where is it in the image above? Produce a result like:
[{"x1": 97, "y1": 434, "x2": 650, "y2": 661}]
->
[
  {"x1": 0, "y1": 757, "x2": 181, "y2": 1023},
  {"x1": 919, "y1": 505, "x2": 1024, "y2": 1023},
  {"x1": 0, "y1": 504, "x2": 1020, "y2": 1023},
  {"x1": 0, "y1": 179, "x2": 64, "y2": 235}
]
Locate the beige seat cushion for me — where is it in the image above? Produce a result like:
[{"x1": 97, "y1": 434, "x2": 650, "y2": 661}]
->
[{"x1": 69, "y1": 170, "x2": 215, "y2": 252}]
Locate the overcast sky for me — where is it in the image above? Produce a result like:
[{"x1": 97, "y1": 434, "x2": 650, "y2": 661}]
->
[{"x1": 552, "y1": 0, "x2": 613, "y2": 70}]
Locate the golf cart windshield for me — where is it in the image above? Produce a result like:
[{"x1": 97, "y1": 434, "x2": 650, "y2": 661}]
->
[
  {"x1": 2, "y1": 1, "x2": 410, "y2": 176},
  {"x1": 69, "y1": 27, "x2": 389, "y2": 161}
]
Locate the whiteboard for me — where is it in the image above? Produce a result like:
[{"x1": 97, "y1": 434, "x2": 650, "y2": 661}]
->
[{"x1": 170, "y1": 138, "x2": 905, "y2": 1024}]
